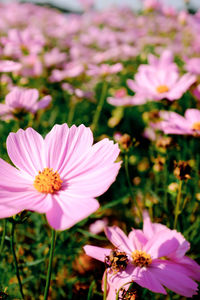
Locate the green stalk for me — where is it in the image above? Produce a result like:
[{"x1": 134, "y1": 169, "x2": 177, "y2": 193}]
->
[
  {"x1": 10, "y1": 222, "x2": 24, "y2": 299},
  {"x1": 115, "y1": 281, "x2": 133, "y2": 300},
  {"x1": 174, "y1": 180, "x2": 183, "y2": 229},
  {"x1": 0, "y1": 219, "x2": 6, "y2": 257},
  {"x1": 67, "y1": 99, "x2": 76, "y2": 127},
  {"x1": 44, "y1": 229, "x2": 57, "y2": 300},
  {"x1": 91, "y1": 81, "x2": 107, "y2": 132},
  {"x1": 124, "y1": 154, "x2": 143, "y2": 221},
  {"x1": 103, "y1": 271, "x2": 107, "y2": 300}
]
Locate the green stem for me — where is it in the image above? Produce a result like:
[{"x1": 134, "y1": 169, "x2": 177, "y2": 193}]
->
[
  {"x1": 103, "y1": 271, "x2": 107, "y2": 300},
  {"x1": 44, "y1": 229, "x2": 57, "y2": 300},
  {"x1": 0, "y1": 219, "x2": 6, "y2": 257},
  {"x1": 67, "y1": 100, "x2": 76, "y2": 127},
  {"x1": 11, "y1": 222, "x2": 24, "y2": 299},
  {"x1": 91, "y1": 81, "x2": 107, "y2": 132},
  {"x1": 124, "y1": 154, "x2": 143, "y2": 221},
  {"x1": 174, "y1": 180, "x2": 183, "y2": 229}
]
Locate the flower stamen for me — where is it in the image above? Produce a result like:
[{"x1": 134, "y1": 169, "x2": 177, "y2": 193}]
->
[
  {"x1": 192, "y1": 121, "x2": 200, "y2": 131},
  {"x1": 34, "y1": 168, "x2": 62, "y2": 194},
  {"x1": 131, "y1": 250, "x2": 152, "y2": 268},
  {"x1": 156, "y1": 85, "x2": 169, "y2": 93}
]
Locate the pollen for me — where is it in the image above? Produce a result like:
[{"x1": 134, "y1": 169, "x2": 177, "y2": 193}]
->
[
  {"x1": 156, "y1": 85, "x2": 169, "y2": 93},
  {"x1": 131, "y1": 250, "x2": 152, "y2": 268},
  {"x1": 34, "y1": 168, "x2": 62, "y2": 193},
  {"x1": 192, "y1": 121, "x2": 200, "y2": 131}
]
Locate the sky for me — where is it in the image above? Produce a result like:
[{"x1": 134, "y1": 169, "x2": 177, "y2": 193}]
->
[{"x1": 22, "y1": 0, "x2": 200, "y2": 11}]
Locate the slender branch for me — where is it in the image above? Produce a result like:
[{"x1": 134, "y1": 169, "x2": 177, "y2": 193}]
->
[
  {"x1": 10, "y1": 222, "x2": 24, "y2": 299},
  {"x1": 124, "y1": 154, "x2": 143, "y2": 221},
  {"x1": 174, "y1": 180, "x2": 183, "y2": 229},
  {"x1": 0, "y1": 219, "x2": 6, "y2": 257},
  {"x1": 44, "y1": 229, "x2": 57, "y2": 300},
  {"x1": 91, "y1": 81, "x2": 107, "y2": 132}
]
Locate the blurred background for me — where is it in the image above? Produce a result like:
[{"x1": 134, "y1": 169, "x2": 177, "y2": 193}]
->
[{"x1": 0, "y1": 0, "x2": 200, "y2": 12}]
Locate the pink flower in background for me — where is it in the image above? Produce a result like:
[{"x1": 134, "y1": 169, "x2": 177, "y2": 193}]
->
[
  {"x1": 89, "y1": 218, "x2": 108, "y2": 234},
  {"x1": 62, "y1": 83, "x2": 94, "y2": 100},
  {"x1": 0, "y1": 60, "x2": 22, "y2": 72},
  {"x1": 143, "y1": 0, "x2": 161, "y2": 11},
  {"x1": 107, "y1": 88, "x2": 135, "y2": 106},
  {"x1": 154, "y1": 109, "x2": 200, "y2": 136},
  {"x1": 87, "y1": 63, "x2": 123, "y2": 77},
  {"x1": 0, "y1": 87, "x2": 51, "y2": 120},
  {"x1": 193, "y1": 84, "x2": 200, "y2": 100},
  {"x1": 185, "y1": 57, "x2": 200, "y2": 75},
  {"x1": 0, "y1": 124, "x2": 121, "y2": 230},
  {"x1": 1, "y1": 28, "x2": 45, "y2": 58},
  {"x1": 127, "y1": 67, "x2": 196, "y2": 105},
  {"x1": 84, "y1": 213, "x2": 200, "y2": 298},
  {"x1": 20, "y1": 54, "x2": 43, "y2": 77},
  {"x1": 146, "y1": 50, "x2": 178, "y2": 72},
  {"x1": 49, "y1": 62, "x2": 84, "y2": 82},
  {"x1": 44, "y1": 48, "x2": 67, "y2": 68}
]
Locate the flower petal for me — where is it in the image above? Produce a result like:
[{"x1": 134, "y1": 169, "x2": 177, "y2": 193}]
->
[
  {"x1": 150, "y1": 260, "x2": 198, "y2": 297},
  {"x1": 84, "y1": 245, "x2": 111, "y2": 262},
  {"x1": 143, "y1": 230, "x2": 179, "y2": 259},
  {"x1": 7, "y1": 127, "x2": 45, "y2": 176},
  {"x1": 133, "y1": 266, "x2": 167, "y2": 294},
  {"x1": 45, "y1": 193, "x2": 99, "y2": 230},
  {"x1": 105, "y1": 226, "x2": 133, "y2": 253},
  {"x1": 45, "y1": 124, "x2": 93, "y2": 173}
]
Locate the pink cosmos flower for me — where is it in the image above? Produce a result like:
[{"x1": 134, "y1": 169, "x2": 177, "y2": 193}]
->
[
  {"x1": 154, "y1": 109, "x2": 200, "y2": 136},
  {"x1": 0, "y1": 124, "x2": 121, "y2": 230},
  {"x1": 0, "y1": 60, "x2": 22, "y2": 72},
  {"x1": 127, "y1": 66, "x2": 196, "y2": 105},
  {"x1": 84, "y1": 212, "x2": 200, "y2": 298},
  {"x1": 0, "y1": 87, "x2": 51, "y2": 120}
]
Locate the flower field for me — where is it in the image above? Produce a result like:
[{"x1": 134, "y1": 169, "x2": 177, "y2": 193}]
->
[{"x1": 0, "y1": 0, "x2": 200, "y2": 299}]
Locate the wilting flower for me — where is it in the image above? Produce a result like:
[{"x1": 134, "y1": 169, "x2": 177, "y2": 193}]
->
[
  {"x1": 0, "y1": 124, "x2": 121, "y2": 230},
  {"x1": 154, "y1": 109, "x2": 200, "y2": 136},
  {"x1": 0, "y1": 87, "x2": 51, "y2": 120},
  {"x1": 84, "y1": 212, "x2": 200, "y2": 298}
]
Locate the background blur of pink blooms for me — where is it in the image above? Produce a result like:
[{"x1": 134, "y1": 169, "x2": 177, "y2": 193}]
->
[
  {"x1": 154, "y1": 109, "x2": 200, "y2": 135},
  {"x1": 0, "y1": 0, "x2": 200, "y2": 298},
  {"x1": 0, "y1": 60, "x2": 22, "y2": 72},
  {"x1": 89, "y1": 218, "x2": 108, "y2": 234},
  {"x1": 0, "y1": 87, "x2": 51, "y2": 120},
  {"x1": 0, "y1": 124, "x2": 121, "y2": 230},
  {"x1": 84, "y1": 212, "x2": 200, "y2": 298}
]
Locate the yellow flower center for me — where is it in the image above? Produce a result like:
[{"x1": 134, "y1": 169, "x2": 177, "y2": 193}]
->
[
  {"x1": 131, "y1": 250, "x2": 152, "y2": 268},
  {"x1": 156, "y1": 85, "x2": 169, "y2": 93},
  {"x1": 192, "y1": 122, "x2": 200, "y2": 131},
  {"x1": 34, "y1": 168, "x2": 62, "y2": 194}
]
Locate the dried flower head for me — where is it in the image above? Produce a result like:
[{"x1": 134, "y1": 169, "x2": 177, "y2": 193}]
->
[{"x1": 174, "y1": 161, "x2": 192, "y2": 180}]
